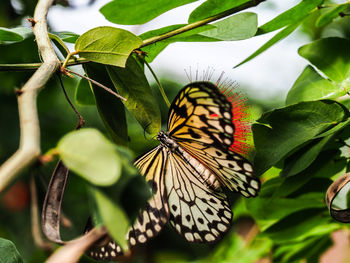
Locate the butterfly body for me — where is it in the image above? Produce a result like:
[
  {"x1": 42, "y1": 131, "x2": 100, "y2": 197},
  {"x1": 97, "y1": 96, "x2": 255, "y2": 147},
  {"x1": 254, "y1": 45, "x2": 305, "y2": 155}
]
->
[
  {"x1": 88, "y1": 81, "x2": 260, "y2": 261},
  {"x1": 157, "y1": 130, "x2": 221, "y2": 190}
]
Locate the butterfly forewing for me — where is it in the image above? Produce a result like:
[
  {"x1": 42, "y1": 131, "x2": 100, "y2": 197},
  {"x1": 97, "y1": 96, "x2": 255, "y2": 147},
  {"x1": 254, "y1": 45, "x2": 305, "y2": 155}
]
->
[
  {"x1": 165, "y1": 150, "x2": 232, "y2": 242},
  {"x1": 168, "y1": 82, "x2": 234, "y2": 148},
  {"x1": 167, "y1": 82, "x2": 260, "y2": 196}
]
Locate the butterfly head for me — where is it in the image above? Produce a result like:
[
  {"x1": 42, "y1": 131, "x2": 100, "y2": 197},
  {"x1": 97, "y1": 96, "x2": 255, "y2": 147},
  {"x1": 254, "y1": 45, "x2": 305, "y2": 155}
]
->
[{"x1": 157, "y1": 131, "x2": 179, "y2": 151}]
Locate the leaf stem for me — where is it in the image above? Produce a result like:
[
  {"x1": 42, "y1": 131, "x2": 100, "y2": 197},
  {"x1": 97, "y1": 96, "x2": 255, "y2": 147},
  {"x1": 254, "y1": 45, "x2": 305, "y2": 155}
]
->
[
  {"x1": 144, "y1": 60, "x2": 171, "y2": 108},
  {"x1": 61, "y1": 51, "x2": 80, "y2": 69},
  {"x1": 140, "y1": 0, "x2": 266, "y2": 47}
]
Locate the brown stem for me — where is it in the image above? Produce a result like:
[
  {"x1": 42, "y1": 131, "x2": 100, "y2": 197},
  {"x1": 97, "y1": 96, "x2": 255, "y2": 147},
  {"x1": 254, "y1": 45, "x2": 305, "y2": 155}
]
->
[{"x1": 0, "y1": 0, "x2": 60, "y2": 192}]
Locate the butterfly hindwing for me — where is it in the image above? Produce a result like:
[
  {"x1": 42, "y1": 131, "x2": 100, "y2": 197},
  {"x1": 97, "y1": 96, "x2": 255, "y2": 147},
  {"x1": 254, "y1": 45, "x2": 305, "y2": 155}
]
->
[
  {"x1": 165, "y1": 150, "x2": 232, "y2": 242},
  {"x1": 88, "y1": 146, "x2": 170, "y2": 260},
  {"x1": 130, "y1": 146, "x2": 170, "y2": 246},
  {"x1": 178, "y1": 140, "x2": 260, "y2": 197}
]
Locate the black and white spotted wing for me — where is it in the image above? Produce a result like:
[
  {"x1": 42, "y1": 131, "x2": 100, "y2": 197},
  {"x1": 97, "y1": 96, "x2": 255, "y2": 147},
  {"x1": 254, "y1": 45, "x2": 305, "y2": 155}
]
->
[
  {"x1": 167, "y1": 82, "x2": 260, "y2": 196},
  {"x1": 165, "y1": 150, "x2": 232, "y2": 242},
  {"x1": 129, "y1": 146, "x2": 170, "y2": 247},
  {"x1": 88, "y1": 146, "x2": 169, "y2": 261}
]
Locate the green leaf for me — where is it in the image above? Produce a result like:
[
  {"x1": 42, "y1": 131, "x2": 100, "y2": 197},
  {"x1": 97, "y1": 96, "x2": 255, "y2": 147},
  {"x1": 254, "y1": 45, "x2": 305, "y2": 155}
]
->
[
  {"x1": 258, "y1": 0, "x2": 322, "y2": 34},
  {"x1": 188, "y1": 0, "x2": 250, "y2": 23},
  {"x1": 75, "y1": 26, "x2": 142, "y2": 67},
  {"x1": 253, "y1": 100, "x2": 348, "y2": 175},
  {"x1": 200, "y1": 12, "x2": 257, "y2": 41},
  {"x1": 92, "y1": 188, "x2": 129, "y2": 251},
  {"x1": 234, "y1": 22, "x2": 300, "y2": 68},
  {"x1": 280, "y1": 135, "x2": 333, "y2": 177},
  {"x1": 246, "y1": 193, "x2": 325, "y2": 231},
  {"x1": 0, "y1": 27, "x2": 24, "y2": 43},
  {"x1": 315, "y1": 3, "x2": 350, "y2": 27},
  {"x1": 298, "y1": 37, "x2": 350, "y2": 87},
  {"x1": 286, "y1": 65, "x2": 346, "y2": 105},
  {"x1": 57, "y1": 128, "x2": 122, "y2": 186},
  {"x1": 83, "y1": 63, "x2": 128, "y2": 145},
  {"x1": 74, "y1": 78, "x2": 95, "y2": 106},
  {"x1": 100, "y1": 0, "x2": 198, "y2": 25},
  {"x1": 54, "y1": 31, "x2": 80, "y2": 43},
  {"x1": 106, "y1": 56, "x2": 161, "y2": 136},
  {"x1": 263, "y1": 211, "x2": 339, "y2": 243},
  {"x1": 0, "y1": 238, "x2": 23, "y2": 263},
  {"x1": 274, "y1": 151, "x2": 346, "y2": 198},
  {"x1": 140, "y1": 24, "x2": 216, "y2": 62}
]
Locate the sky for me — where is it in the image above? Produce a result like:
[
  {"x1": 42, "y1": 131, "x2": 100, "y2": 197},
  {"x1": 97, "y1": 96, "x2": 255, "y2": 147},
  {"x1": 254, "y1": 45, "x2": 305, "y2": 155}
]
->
[{"x1": 47, "y1": 0, "x2": 311, "y2": 100}]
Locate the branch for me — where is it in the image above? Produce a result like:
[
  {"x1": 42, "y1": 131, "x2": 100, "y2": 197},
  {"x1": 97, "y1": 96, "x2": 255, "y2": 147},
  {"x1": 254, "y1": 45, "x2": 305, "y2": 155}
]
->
[
  {"x1": 0, "y1": 0, "x2": 60, "y2": 192},
  {"x1": 0, "y1": 58, "x2": 89, "y2": 72},
  {"x1": 46, "y1": 227, "x2": 108, "y2": 263},
  {"x1": 141, "y1": 0, "x2": 266, "y2": 47}
]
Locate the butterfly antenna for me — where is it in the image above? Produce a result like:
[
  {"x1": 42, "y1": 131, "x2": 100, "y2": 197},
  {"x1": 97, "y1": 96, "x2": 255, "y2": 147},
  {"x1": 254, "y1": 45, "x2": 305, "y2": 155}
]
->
[{"x1": 216, "y1": 71, "x2": 225, "y2": 87}]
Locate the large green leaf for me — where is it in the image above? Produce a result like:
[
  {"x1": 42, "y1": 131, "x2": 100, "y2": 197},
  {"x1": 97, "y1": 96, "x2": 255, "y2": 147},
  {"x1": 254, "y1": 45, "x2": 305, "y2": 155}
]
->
[
  {"x1": 298, "y1": 37, "x2": 350, "y2": 87},
  {"x1": 140, "y1": 12, "x2": 256, "y2": 62},
  {"x1": 75, "y1": 27, "x2": 142, "y2": 67},
  {"x1": 100, "y1": 0, "x2": 198, "y2": 25},
  {"x1": 246, "y1": 193, "x2": 325, "y2": 231},
  {"x1": 253, "y1": 100, "x2": 348, "y2": 175},
  {"x1": 188, "y1": 0, "x2": 250, "y2": 23},
  {"x1": 234, "y1": 22, "x2": 300, "y2": 68},
  {"x1": 200, "y1": 12, "x2": 257, "y2": 40},
  {"x1": 140, "y1": 24, "x2": 215, "y2": 62},
  {"x1": 0, "y1": 238, "x2": 23, "y2": 263},
  {"x1": 83, "y1": 63, "x2": 128, "y2": 145},
  {"x1": 257, "y1": 0, "x2": 322, "y2": 34},
  {"x1": 280, "y1": 135, "x2": 333, "y2": 177},
  {"x1": 57, "y1": 128, "x2": 122, "y2": 186},
  {"x1": 274, "y1": 151, "x2": 346, "y2": 198},
  {"x1": 286, "y1": 65, "x2": 346, "y2": 105},
  {"x1": 263, "y1": 211, "x2": 339, "y2": 243},
  {"x1": 92, "y1": 188, "x2": 129, "y2": 251},
  {"x1": 106, "y1": 56, "x2": 161, "y2": 136}
]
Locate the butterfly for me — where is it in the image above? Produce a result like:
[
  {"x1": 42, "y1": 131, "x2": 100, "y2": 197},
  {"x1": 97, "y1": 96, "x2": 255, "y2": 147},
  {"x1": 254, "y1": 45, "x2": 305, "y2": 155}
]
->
[{"x1": 88, "y1": 81, "x2": 260, "y2": 260}]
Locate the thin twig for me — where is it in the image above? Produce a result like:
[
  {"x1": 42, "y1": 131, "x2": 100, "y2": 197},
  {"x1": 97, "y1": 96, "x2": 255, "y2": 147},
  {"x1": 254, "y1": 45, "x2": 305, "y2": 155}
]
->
[
  {"x1": 140, "y1": 0, "x2": 266, "y2": 47},
  {"x1": 144, "y1": 60, "x2": 171, "y2": 108},
  {"x1": 63, "y1": 68, "x2": 127, "y2": 101},
  {"x1": 0, "y1": 0, "x2": 60, "y2": 193},
  {"x1": 57, "y1": 73, "x2": 85, "y2": 129},
  {"x1": 30, "y1": 175, "x2": 54, "y2": 251}
]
